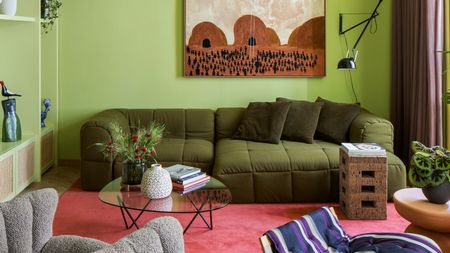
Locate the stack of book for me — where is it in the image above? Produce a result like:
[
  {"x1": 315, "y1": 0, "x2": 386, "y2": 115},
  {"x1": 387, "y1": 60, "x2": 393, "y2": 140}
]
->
[
  {"x1": 166, "y1": 164, "x2": 210, "y2": 194},
  {"x1": 341, "y1": 143, "x2": 386, "y2": 157}
]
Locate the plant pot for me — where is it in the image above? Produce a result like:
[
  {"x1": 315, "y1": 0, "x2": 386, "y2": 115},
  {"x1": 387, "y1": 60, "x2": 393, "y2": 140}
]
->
[
  {"x1": 422, "y1": 181, "x2": 450, "y2": 204},
  {"x1": 121, "y1": 161, "x2": 145, "y2": 185},
  {"x1": 41, "y1": 0, "x2": 49, "y2": 19},
  {"x1": 0, "y1": 0, "x2": 16, "y2": 16},
  {"x1": 141, "y1": 164, "x2": 173, "y2": 199}
]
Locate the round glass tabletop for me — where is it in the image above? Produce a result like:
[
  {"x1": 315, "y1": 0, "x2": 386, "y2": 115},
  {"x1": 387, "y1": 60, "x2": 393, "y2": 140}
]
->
[{"x1": 98, "y1": 177, "x2": 232, "y2": 214}]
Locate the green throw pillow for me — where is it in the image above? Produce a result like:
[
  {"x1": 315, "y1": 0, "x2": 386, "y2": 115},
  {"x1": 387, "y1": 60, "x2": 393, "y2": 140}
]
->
[
  {"x1": 276, "y1": 97, "x2": 324, "y2": 143},
  {"x1": 233, "y1": 101, "x2": 291, "y2": 144},
  {"x1": 315, "y1": 97, "x2": 360, "y2": 144}
]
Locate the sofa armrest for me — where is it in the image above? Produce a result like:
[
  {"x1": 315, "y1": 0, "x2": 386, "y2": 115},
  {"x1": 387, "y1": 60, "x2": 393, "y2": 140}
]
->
[
  {"x1": 80, "y1": 109, "x2": 129, "y2": 161},
  {"x1": 80, "y1": 109, "x2": 129, "y2": 190},
  {"x1": 349, "y1": 109, "x2": 394, "y2": 153}
]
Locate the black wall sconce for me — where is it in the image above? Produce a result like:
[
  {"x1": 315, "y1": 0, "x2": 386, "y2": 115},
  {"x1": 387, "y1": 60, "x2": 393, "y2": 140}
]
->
[{"x1": 337, "y1": 0, "x2": 383, "y2": 70}]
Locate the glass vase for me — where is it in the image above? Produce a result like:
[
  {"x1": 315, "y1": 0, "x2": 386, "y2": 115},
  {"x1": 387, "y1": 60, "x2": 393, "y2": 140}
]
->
[
  {"x1": 121, "y1": 160, "x2": 146, "y2": 185},
  {"x1": 2, "y1": 99, "x2": 21, "y2": 142}
]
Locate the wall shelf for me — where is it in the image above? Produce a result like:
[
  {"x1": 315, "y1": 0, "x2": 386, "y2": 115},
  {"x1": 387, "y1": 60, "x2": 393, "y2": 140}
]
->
[{"x1": 0, "y1": 15, "x2": 35, "y2": 22}]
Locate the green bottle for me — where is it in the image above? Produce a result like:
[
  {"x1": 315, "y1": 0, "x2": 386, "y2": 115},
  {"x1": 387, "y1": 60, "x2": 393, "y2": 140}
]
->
[{"x1": 2, "y1": 99, "x2": 21, "y2": 142}]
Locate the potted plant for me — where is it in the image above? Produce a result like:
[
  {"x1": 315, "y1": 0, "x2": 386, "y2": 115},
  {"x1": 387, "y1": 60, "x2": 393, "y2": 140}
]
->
[
  {"x1": 41, "y1": 0, "x2": 62, "y2": 34},
  {"x1": 409, "y1": 141, "x2": 450, "y2": 204},
  {"x1": 96, "y1": 122, "x2": 165, "y2": 186}
]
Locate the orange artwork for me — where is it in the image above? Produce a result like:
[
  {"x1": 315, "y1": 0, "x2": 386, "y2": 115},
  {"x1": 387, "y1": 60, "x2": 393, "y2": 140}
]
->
[{"x1": 184, "y1": 0, "x2": 325, "y2": 77}]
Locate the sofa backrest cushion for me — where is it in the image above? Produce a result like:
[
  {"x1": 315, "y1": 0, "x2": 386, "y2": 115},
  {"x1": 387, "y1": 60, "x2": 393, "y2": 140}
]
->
[
  {"x1": 232, "y1": 102, "x2": 291, "y2": 144},
  {"x1": 215, "y1": 108, "x2": 246, "y2": 140},
  {"x1": 315, "y1": 97, "x2": 360, "y2": 144},
  {"x1": 123, "y1": 109, "x2": 215, "y2": 143}
]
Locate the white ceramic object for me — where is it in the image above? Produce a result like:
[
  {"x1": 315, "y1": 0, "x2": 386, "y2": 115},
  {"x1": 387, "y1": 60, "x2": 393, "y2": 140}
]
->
[
  {"x1": 0, "y1": 0, "x2": 16, "y2": 16},
  {"x1": 141, "y1": 164, "x2": 173, "y2": 199}
]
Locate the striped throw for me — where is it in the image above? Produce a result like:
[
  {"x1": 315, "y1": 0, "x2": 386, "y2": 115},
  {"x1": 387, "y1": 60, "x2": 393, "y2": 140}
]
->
[{"x1": 265, "y1": 207, "x2": 442, "y2": 253}]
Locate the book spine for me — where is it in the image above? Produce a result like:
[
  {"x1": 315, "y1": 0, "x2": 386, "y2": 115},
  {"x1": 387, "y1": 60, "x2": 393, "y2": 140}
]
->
[
  {"x1": 170, "y1": 170, "x2": 201, "y2": 180},
  {"x1": 172, "y1": 176, "x2": 210, "y2": 189},
  {"x1": 175, "y1": 174, "x2": 206, "y2": 185}
]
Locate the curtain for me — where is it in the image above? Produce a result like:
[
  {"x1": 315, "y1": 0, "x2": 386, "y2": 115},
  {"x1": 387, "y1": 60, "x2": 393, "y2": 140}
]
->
[{"x1": 392, "y1": 0, "x2": 444, "y2": 163}]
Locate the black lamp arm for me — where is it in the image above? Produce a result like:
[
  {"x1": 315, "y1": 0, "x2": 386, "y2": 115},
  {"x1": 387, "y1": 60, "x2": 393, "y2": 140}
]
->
[
  {"x1": 340, "y1": 0, "x2": 383, "y2": 50},
  {"x1": 339, "y1": 12, "x2": 379, "y2": 35}
]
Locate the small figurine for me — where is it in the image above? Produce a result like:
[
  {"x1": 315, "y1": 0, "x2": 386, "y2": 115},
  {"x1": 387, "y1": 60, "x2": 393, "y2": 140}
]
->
[
  {"x1": 41, "y1": 98, "x2": 51, "y2": 128},
  {"x1": 1, "y1": 81, "x2": 22, "y2": 99}
]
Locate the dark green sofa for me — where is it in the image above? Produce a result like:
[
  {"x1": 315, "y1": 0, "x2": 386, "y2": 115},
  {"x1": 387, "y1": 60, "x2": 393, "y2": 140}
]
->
[
  {"x1": 213, "y1": 108, "x2": 406, "y2": 203},
  {"x1": 80, "y1": 108, "x2": 406, "y2": 203}
]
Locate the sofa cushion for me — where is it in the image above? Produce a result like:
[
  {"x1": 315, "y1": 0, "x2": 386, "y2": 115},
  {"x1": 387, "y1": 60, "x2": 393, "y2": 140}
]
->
[
  {"x1": 155, "y1": 138, "x2": 214, "y2": 173},
  {"x1": 124, "y1": 109, "x2": 215, "y2": 142},
  {"x1": 276, "y1": 97, "x2": 324, "y2": 143},
  {"x1": 213, "y1": 138, "x2": 335, "y2": 202},
  {"x1": 215, "y1": 108, "x2": 246, "y2": 140},
  {"x1": 315, "y1": 97, "x2": 360, "y2": 144},
  {"x1": 233, "y1": 102, "x2": 291, "y2": 144}
]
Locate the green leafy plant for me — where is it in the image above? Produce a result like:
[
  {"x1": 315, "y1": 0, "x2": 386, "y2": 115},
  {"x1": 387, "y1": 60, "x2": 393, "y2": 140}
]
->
[
  {"x1": 41, "y1": 0, "x2": 62, "y2": 34},
  {"x1": 96, "y1": 122, "x2": 165, "y2": 164},
  {"x1": 409, "y1": 141, "x2": 450, "y2": 188}
]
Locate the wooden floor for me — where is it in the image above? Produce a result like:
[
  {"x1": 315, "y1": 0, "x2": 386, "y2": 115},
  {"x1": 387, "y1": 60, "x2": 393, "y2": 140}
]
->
[{"x1": 21, "y1": 163, "x2": 80, "y2": 197}]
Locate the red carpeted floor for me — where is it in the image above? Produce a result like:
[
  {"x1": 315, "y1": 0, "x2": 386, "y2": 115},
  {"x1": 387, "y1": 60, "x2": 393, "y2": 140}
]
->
[{"x1": 53, "y1": 181, "x2": 410, "y2": 253}]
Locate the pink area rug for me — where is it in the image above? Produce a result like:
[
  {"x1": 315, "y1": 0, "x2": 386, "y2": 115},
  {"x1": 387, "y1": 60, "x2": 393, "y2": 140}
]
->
[{"x1": 54, "y1": 181, "x2": 409, "y2": 253}]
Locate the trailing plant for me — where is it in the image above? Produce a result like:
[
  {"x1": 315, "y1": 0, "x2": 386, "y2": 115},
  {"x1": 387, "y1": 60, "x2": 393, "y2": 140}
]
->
[
  {"x1": 409, "y1": 141, "x2": 450, "y2": 188},
  {"x1": 41, "y1": 0, "x2": 62, "y2": 34},
  {"x1": 96, "y1": 122, "x2": 165, "y2": 164}
]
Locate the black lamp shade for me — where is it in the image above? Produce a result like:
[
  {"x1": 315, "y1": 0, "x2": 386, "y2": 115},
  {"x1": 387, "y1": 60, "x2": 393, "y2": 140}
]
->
[{"x1": 337, "y1": 57, "x2": 356, "y2": 70}]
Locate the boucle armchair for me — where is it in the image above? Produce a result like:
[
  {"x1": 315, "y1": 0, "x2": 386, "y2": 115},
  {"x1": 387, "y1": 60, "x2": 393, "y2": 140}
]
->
[{"x1": 0, "y1": 188, "x2": 184, "y2": 253}]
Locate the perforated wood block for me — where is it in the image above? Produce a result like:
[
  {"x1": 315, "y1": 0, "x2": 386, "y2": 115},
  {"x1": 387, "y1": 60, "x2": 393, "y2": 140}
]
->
[{"x1": 339, "y1": 149, "x2": 387, "y2": 219}]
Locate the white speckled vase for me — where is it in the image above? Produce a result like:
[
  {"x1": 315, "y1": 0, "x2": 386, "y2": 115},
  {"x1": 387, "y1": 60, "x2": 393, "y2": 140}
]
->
[
  {"x1": 141, "y1": 164, "x2": 172, "y2": 199},
  {"x1": 0, "y1": 0, "x2": 16, "y2": 16}
]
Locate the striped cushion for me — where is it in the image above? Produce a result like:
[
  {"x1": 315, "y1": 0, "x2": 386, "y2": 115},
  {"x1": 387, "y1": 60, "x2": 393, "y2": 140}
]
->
[
  {"x1": 350, "y1": 233, "x2": 441, "y2": 253},
  {"x1": 265, "y1": 207, "x2": 350, "y2": 253},
  {"x1": 265, "y1": 207, "x2": 442, "y2": 253}
]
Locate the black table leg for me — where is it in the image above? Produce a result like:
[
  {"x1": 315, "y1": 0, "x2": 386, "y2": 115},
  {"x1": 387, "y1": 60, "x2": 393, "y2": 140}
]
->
[
  {"x1": 117, "y1": 196, "x2": 151, "y2": 230},
  {"x1": 184, "y1": 193, "x2": 213, "y2": 234}
]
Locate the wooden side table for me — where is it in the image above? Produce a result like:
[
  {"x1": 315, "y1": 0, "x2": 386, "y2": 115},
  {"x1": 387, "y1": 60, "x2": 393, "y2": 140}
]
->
[
  {"x1": 339, "y1": 149, "x2": 387, "y2": 219},
  {"x1": 394, "y1": 188, "x2": 450, "y2": 252}
]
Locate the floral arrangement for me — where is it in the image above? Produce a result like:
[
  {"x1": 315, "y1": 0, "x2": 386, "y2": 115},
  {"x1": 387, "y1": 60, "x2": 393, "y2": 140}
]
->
[
  {"x1": 96, "y1": 122, "x2": 165, "y2": 164},
  {"x1": 409, "y1": 141, "x2": 450, "y2": 188}
]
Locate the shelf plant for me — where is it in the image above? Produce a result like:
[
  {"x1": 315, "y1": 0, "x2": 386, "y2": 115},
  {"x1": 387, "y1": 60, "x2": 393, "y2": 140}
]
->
[
  {"x1": 41, "y1": 0, "x2": 62, "y2": 34},
  {"x1": 409, "y1": 141, "x2": 450, "y2": 204}
]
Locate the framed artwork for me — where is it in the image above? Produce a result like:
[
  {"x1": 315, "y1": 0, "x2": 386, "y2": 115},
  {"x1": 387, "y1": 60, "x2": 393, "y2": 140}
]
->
[{"x1": 184, "y1": 0, "x2": 325, "y2": 77}]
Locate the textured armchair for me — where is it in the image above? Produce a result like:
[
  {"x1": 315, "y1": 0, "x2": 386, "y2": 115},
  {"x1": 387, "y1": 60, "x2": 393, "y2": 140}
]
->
[{"x1": 0, "y1": 188, "x2": 184, "y2": 253}]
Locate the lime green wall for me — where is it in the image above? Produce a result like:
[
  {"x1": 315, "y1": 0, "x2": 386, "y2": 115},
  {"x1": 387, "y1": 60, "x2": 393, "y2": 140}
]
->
[
  {"x1": 58, "y1": 0, "x2": 392, "y2": 159},
  {"x1": 0, "y1": 0, "x2": 40, "y2": 136}
]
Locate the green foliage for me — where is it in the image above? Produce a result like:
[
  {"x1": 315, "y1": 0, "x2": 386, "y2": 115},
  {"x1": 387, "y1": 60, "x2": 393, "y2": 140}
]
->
[
  {"x1": 409, "y1": 141, "x2": 450, "y2": 188},
  {"x1": 41, "y1": 0, "x2": 62, "y2": 34},
  {"x1": 96, "y1": 122, "x2": 165, "y2": 164}
]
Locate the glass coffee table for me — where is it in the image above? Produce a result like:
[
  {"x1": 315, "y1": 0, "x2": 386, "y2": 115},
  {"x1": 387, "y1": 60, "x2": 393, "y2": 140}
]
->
[{"x1": 99, "y1": 177, "x2": 232, "y2": 233}]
